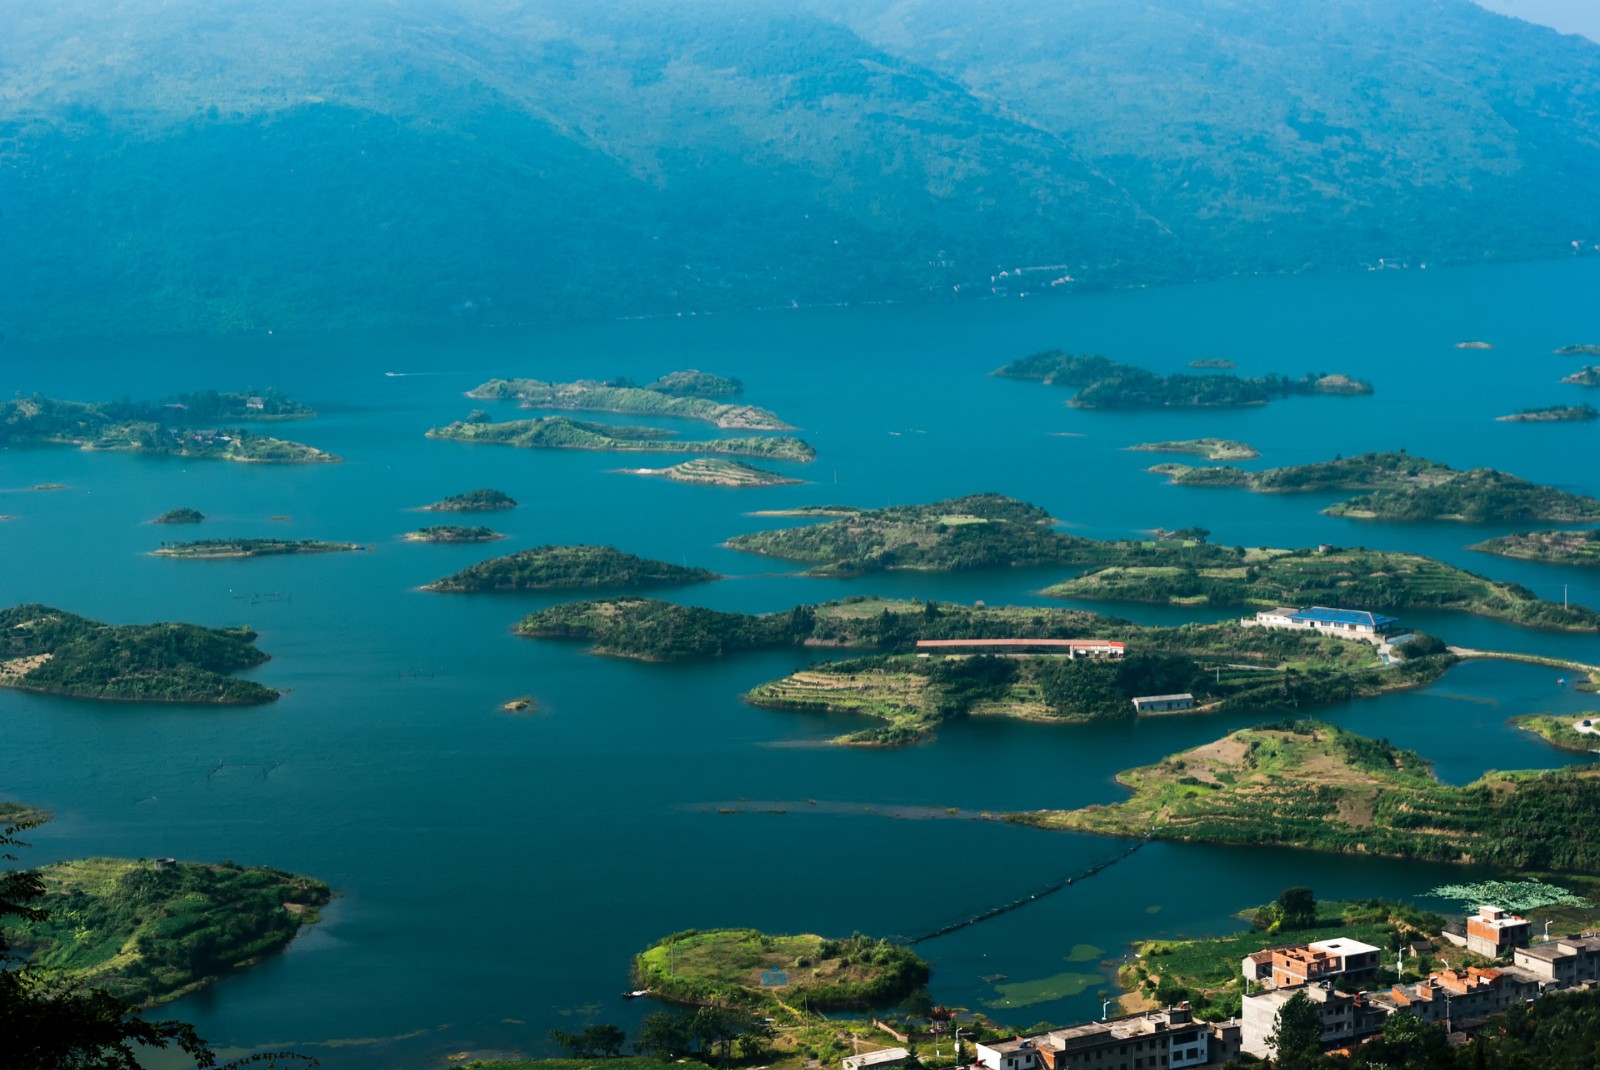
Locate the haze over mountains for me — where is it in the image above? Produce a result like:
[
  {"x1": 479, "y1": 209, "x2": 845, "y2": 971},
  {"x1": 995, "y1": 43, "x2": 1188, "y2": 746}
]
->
[{"x1": 3, "y1": 0, "x2": 1598, "y2": 338}]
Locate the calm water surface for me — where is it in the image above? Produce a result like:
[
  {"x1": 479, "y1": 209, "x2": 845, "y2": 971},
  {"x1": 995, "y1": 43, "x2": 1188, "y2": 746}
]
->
[{"x1": 2, "y1": 259, "x2": 1598, "y2": 1066}]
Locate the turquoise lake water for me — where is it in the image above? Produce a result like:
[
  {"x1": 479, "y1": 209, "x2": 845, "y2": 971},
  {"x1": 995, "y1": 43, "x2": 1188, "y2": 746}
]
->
[{"x1": 2, "y1": 257, "x2": 1599, "y2": 1065}]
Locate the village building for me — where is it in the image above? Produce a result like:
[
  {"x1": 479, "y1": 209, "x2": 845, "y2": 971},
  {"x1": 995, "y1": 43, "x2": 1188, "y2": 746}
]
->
[
  {"x1": 1244, "y1": 606, "x2": 1399, "y2": 639},
  {"x1": 1241, "y1": 984, "x2": 1385, "y2": 1059},
  {"x1": 976, "y1": 1005, "x2": 1240, "y2": 1070},
  {"x1": 1513, "y1": 935, "x2": 1600, "y2": 986},
  {"x1": 843, "y1": 1048, "x2": 911, "y2": 1070},
  {"x1": 1465, "y1": 906, "x2": 1532, "y2": 958},
  {"x1": 914, "y1": 639, "x2": 1125, "y2": 658},
  {"x1": 1130, "y1": 693, "x2": 1195, "y2": 713},
  {"x1": 1243, "y1": 938, "x2": 1383, "y2": 988},
  {"x1": 1367, "y1": 966, "x2": 1541, "y2": 1025}
]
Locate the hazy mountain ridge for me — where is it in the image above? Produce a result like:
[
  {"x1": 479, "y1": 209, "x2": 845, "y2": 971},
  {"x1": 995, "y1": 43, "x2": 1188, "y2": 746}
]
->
[{"x1": 2, "y1": 0, "x2": 1597, "y2": 336}]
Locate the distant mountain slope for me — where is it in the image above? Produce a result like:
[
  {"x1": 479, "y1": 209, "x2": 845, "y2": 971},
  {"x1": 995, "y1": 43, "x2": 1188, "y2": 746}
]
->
[{"x1": 1, "y1": 0, "x2": 1597, "y2": 337}]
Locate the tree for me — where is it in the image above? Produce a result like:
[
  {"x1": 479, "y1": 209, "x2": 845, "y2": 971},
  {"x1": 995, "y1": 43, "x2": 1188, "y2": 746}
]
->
[
  {"x1": 1267, "y1": 992, "x2": 1324, "y2": 1070},
  {"x1": 636, "y1": 1011, "x2": 692, "y2": 1061},
  {"x1": 1274, "y1": 887, "x2": 1318, "y2": 931}
]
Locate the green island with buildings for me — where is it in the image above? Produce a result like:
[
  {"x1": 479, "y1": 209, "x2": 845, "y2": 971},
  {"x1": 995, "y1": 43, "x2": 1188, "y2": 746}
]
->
[
  {"x1": 1470, "y1": 528, "x2": 1600, "y2": 566},
  {"x1": 427, "y1": 415, "x2": 816, "y2": 462},
  {"x1": 0, "y1": 604, "x2": 278, "y2": 704},
  {"x1": 153, "y1": 538, "x2": 366, "y2": 559},
  {"x1": 467, "y1": 370, "x2": 790, "y2": 430},
  {"x1": 403, "y1": 525, "x2": 505, "y2": 543},
  {"x1": 620, "y1": 457, "x2": 803, "y2": 487},
  {"x1": 993, "y1": 350, "x2": 1372, "y2": 408},
  {"x1": 425, "y1": 545, "x2": 719, "y2": 592},
  {"x1": 1496, "y1": 404, "x2": 1598, "y2": 423},
  {"x1": 1126, "y1": 438, "x2": 1259, "y2": 461},
  {"x1": 421, "y1": 488, "x2": 518, "y2": 512},
  {"x1": 5, "y1": 848, "x2": 330, "y2": 1007},
  {"x1": 0, "y1": 393, "x2": 334, "y2": 463},
  {"x1": 1561, "y1": 366, "x2": 1600, "y2": 386},
  {"x1": 1148, "y1": 450, "x2": 1600, "y2": 523},
  {"x1": 1002, "y1": 719, "x2": 1600, "y2": 872},
  {"x1": 153, "y1": 507, "x2": 206, "y2": 524}
]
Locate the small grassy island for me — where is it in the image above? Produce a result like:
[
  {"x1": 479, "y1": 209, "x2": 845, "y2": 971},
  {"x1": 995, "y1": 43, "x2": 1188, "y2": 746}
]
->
[
  {"x1": 1556, "y1": 344, "x2": 1600, "y2": 357},
  {"x1": 7, "y1": 855, "x2": 330, "y2": 1006},
  {"x1": 993, "y1": 350, "x2": 1373, "y2": 408},
  {"x1": 152, "y1": 538, "x2": 366, "y2": 559},
  {"x1": 152, "y1": 507, "x2": 205, "y2": 524},
  {"x1": 1127, "y1": 438, "x2": 1259, "y2": 461},
  {"x1": 421, "y1": 488, "x2": 518, "y2": 512},
  {"x1": 1497, "y1": 404, "x2": 1599, "y2": 422},
  {"x1": 403, "y1": 525, "x2": 505, "y2": 543},
  {"x1": 0, "y1": 604, "x2": 278, "y2": 704},
  {"x1": 634, "y1": 929, "x2": 929, "y2": 1011},
  {"x1": 1562, "y1": 366, "x2": 1600, "y2": 387},
  {"x1": 621, "y1": 457, "x2": 803, "y2": 487},
  {"x1": 1511, "y1": 714, "x2": 1600, "y2": 754},
  {"x1": 427, "y1": 416, "x2": 816, "y2": 463},
  {"x1": 466, "y1": 370, "x2": 788, "y2": 430},
  {"x1": 1456, "y1": 341, "x2": 1495, "y2": 349},
  {"x1": 1149, "y1": 450, "x2": 1600, "y2": 523},
  {"x1": 1470, "y1": 529, "x2": 1600, "y2": 566},
  {"x1": 0, "y1": 393, "x2": 335, "y2": 463},
  {"x1": 1187, "y1": 358, "x2": 1238, "y2": 368},
  {"x1": 725, "y1": 493, "x2": 1092, "y2": 576},
  {"x1": 1004, "y1": 720, "x2": 1600, "y2": 872},
  {"x1": 424, "y1": 545, "x2": 719, "y2": 592}
]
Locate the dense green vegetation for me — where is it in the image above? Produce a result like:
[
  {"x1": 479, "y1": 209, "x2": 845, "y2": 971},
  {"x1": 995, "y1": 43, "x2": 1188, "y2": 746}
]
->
[
  {"x1": 428, "y1": 417, "x2": 816, "y2": 463},
  {"x1": 0, "y1": 394, "x2": 338, "y2": 463},
  {"x1": 1126, "y1": 438, "x2": 1259, "y2": 461},
  {"x1": 425, "y1": 546, "x2": 719, "y2": 593},
  {"x1": 1471, "y1": 529, "x2": 1600, "y2": 566},
  {"x1": 1510, "y1": 714, "x2": 1600, "y2": 754},
  {"x1": 647, "y1": 371, "x2": 743, "y2": 399},
  {"x1": 994, "y1": 350, "x2": 1371, "y2": 408},
  {"x1": 725, "y1": 493, "x2": 1095, "y2": 576},
  {"x1": 152, "y1": 508, "x2": 205, "y2": 524},
  {"x1": 403, "y1": 525, "x2": 505, "y2": 543},
  {"x1": 625, "y1": 458, "x2": 802, "y2": 487},
  {"x1": 153, "y1": 538, "x2": 365, "y2": 558},
  {"x1": 1009, "y1": 720, "x2": 1600, "y2": 872},
  {"x1": 1151, "y1": 450, "x2": 1600, "y2": 523},
  {"x1": 467, "y1": 374, "x2": 789, "y2": 430},
  {"x1": 0, "y1": 604, "x2": 278, "y2": 704},
  {"x1": 4, "y1": 857, "x2": 330, "y2": 1006},
  {"x1": 1048, "y1": 543, "x2": 1600, "y2": 631},
  {"x1": 1497, "y1": 404, "x2": 1599, "y2": 422},
  {"x1": 422, "y1": 488, "x2": 518, "y2": 512},
  {"x1": 635, "y1": 929, "x2": 928, "y2": 1011}
]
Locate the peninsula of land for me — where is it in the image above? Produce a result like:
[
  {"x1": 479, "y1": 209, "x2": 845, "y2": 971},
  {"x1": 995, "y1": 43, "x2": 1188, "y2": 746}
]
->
[
  {"x1": 1511, "y1": 714, "x2": 1600, "y2": 754},
  {"x1": 1497, "y1": 405, "x2": 1598, "y2": 423},
  {"x1": 1562, "y1": 367, "x2": 1600, "y2": 387},
  {"x1": 427, "y1": 416, "x2": 816, "y2": 463},
  {"x1": 620, "y1": 458, "x2": 802, "y2": 487},
  {"x1": 153, "y1": 538, "x2": 366, "y2": 559},
  {"x1": 1003, "y1": 720, "x2": 1600, "y2": 872},
  {"x1": 994, "y1": 350, "x2": 1373, "y2": 408},
  {"x1": 467, "y1": 370, "x2": 790, "y2": 430},
  {"x1": 1149, "y1": 450, "x2": 1600, "y2": 523},
  {"x1": 403, "y1": 525, "x2": 505, "y2": 543},
  {"x1": 8, "y1": 854, "x2": 330, "y2": 1007},
  {"x1": 634, "y1": 929, "x2": 928, "y2": 1011},
  {"x1": 0, "y1": 393, "x2": 335, "y2": 463},
  {"x1": 1470, "y1": 529, "x2": 1600, "y2": 566},
  {"x1": 420, "y1": 488, "x2": 517, "y2": 512},
  {"x1": 424, "y1": 545, "x2": 719, "y2": 592},
  {"x1": 1127, "y1": 439, "x2": 1259, "y2": 461},
  {"x1": 0, "y1": 604, "x2": 278, "y2": 704},
  {"x1": 1556, "y1": 344, "x2": 1600, "y2": 357}
]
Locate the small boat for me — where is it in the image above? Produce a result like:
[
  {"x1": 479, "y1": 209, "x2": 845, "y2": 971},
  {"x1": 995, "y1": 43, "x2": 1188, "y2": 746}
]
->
[{"x1": 622, "y1": 989, "x2": 650, "y2": 999}]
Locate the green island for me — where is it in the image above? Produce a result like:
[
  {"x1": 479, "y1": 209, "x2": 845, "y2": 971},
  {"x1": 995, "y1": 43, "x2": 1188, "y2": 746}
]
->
[
  {"x1": 403, "y1": 525, "x2": 505, "y2": 543},
  {"x1": 993, "y1": 350, "x2": 1372, "y2": 408},
  {"x1": 0, "y1": 393, "x2": 335, "y2": 463},
  {"x1": 1127, "y1": 438, "x2": 1259, "y2": 461},
  {"x1": 5, "y1": 855, "x2": 330, "y2": 1007},
  {"x1": 1149, "y1": 450, "x2": 1600, "y2": 523},
  {"x1": 0, "y1": 604, "x2": 278, "y2": 704},
  {"x1": 1511, "y1": 714, "x2": 1600, "y2": 754},
  {"x1": 424, "y1": 545, "x2": 719, "y2": 593},
  {"x1": 421, "y1": 488, "x2": 518, "y2": 512},
  {"x1": 1003, "y1": 719, "x2": 1600, "y2": 872},
  {"x1": 153, "y1": 538, "x2": 366, "y2": 559},
  {"x1": 1187, "y1": 358, "x2": 1238, "y2": 368},
  {"x1": 427, "y1": 416, "x2": 816, "y2": 463},
  {"x1": 634, "y1": 929, "x2": 929, "y2": 1012},
  {"x1": 1470, "y1": 528, "x2": 1600, "y2": 566},
  {"x1": 621, "y1": 457, "x2": 803, "y2": 487},
  {"x1": 1456, "y1": 340, "x2": 1495, "y2": 349},
  {"x1": 153, "y1": 507, "x2": 205, "y2": 524},
  {"x1": 1497, "y1": 404, "x2": 1599, "y2": 422},
  {"x1": 1562, "y1": 366, "x2": 1600, "y2": 386},
  {"x1": 1556, "y1": 344, "x2": 1600, "y2": 357},
  {"x1": 725, "y1": 493, "x2": 1092, "y2": 576},
  {"x1": 467, "y1": 371, "x2": 789, "y2": 430}
]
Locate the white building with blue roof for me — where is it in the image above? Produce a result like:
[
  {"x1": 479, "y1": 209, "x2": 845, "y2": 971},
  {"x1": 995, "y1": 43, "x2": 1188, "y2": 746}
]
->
[{"x1": 1248, "y1": 605, "x2": 1399, "y2": 639}]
